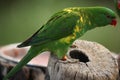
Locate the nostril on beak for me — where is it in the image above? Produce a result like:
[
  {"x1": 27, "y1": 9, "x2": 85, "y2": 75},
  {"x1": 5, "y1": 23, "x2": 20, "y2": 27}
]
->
[{"x1": 69, "y1": 50, "x2": 90, "y2": 63}]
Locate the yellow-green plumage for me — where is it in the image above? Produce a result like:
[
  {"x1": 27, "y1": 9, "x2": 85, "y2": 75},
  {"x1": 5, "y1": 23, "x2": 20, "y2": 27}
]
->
[{"x1": 3, "y1": 7, "x2": 116, "y2": 80}]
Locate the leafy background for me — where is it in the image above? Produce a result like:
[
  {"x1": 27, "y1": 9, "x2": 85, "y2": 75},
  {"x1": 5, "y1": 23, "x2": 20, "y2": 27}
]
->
[{"x1": 0, "y1": 0, "x2": 120, "y2": 53}]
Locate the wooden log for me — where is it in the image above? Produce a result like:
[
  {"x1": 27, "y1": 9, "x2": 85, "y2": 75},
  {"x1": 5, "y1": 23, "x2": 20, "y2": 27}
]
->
[
  {"x1": 46, "y1": 40, "x2": 119, "y2": 80},
  {"x1": 107, "y1": 52, "x2": 120, "y2": 80},
  {"x1": 116, "y1": 54, "x2": 120, "y2": 80}
]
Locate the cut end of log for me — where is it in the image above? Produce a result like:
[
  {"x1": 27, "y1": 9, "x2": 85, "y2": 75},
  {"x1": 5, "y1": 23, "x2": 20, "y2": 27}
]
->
[{"x1": 47, "y1": 40, "x2": 119, "y2": 80}]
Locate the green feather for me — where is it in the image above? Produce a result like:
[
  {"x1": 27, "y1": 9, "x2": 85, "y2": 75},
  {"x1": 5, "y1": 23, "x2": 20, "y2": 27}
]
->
[{"x1": 3, "y1": 7, "x2": 116, "y2": 80}]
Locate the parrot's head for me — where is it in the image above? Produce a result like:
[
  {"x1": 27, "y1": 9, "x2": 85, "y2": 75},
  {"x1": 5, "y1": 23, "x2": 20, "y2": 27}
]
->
[{"x1": 90, "y1": 7, "x2": 117, "y2": 27}]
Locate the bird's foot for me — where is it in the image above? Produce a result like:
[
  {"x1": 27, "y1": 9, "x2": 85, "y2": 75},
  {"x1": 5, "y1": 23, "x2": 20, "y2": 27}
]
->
[
  {"x1": 59, "y1": 56, "x2": 79, "y2": 63},
  {"x1": 60, "y1": 55, "x2": 67, "y2": 61}
]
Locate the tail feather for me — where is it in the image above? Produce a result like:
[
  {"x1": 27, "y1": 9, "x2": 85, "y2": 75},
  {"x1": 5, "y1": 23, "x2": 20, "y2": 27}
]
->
[{"x1": 3, "y1": 46, "x2": 41, "y2": 80}]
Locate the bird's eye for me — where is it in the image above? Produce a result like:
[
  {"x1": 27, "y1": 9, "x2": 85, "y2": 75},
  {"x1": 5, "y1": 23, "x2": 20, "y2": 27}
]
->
[{"x1": 106, "y1": 15, "x2": 115, "y2": 19}]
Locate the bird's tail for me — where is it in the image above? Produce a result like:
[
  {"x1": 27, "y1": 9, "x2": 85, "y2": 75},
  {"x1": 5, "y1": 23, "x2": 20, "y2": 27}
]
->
[{"x1": 3, "y1": 46, "x2": 41, "y2": 80}]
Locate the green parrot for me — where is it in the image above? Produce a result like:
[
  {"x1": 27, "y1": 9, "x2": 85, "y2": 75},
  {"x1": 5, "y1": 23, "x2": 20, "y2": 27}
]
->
[
  {"x1": 114, "y1": 0, "x2": 120, "y2": 17},
  {"x1": 3, "y1": 7, "x2": 117, "y2": 80}
]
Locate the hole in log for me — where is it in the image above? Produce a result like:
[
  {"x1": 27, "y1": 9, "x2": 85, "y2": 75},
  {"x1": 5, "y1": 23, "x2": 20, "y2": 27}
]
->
[{"x1": 69, "y1": 50, "x2": 89, "y2": 63}]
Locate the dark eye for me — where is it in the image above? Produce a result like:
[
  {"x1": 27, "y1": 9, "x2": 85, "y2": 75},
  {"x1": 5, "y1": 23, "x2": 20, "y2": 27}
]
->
[{"x1": 107, "y1": 15, "x2": 115, "y2": 19}]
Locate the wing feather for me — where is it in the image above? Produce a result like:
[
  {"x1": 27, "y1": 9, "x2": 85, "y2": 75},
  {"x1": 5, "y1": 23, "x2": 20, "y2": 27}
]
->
[{"x1": 18, "y1": 11, "x2": 79, "y2": 47}]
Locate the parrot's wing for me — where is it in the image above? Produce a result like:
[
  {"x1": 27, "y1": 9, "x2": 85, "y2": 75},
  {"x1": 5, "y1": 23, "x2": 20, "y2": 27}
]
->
[{"x1": 18, "y1": 11, "x2": 79, "y2": 47}]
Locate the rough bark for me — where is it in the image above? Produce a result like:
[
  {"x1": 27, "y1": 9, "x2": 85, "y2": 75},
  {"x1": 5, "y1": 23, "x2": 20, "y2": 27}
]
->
[
  {"x1": 0, "y1": 40, "x2": 119, "y2": 80},
  {"x1": 46, "y1": 40, "x2": 119, "y2": 80}
]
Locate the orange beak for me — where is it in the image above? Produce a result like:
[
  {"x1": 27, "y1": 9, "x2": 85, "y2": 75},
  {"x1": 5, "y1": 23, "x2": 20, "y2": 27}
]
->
[{"x1": 110, "y1": 19, "x2": 117, "y2": 27}]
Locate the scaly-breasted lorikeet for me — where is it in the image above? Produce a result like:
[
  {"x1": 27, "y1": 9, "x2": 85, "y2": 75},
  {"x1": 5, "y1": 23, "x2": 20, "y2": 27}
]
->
[{"x1": 3, "y1": 7, "x2": 117, "y2": 80}]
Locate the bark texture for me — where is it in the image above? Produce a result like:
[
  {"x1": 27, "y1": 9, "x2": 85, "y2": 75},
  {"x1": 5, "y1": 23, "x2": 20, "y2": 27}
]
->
[
  {"x1": 46, "y1": 40, "x2": 119, "y2": 80},
  {"x1": 0, "y1": 40, "x2": 119, "y2": 80}
]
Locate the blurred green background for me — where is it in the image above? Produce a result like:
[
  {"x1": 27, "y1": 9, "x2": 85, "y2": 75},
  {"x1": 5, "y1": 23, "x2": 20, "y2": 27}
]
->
[{"x1": 0, "y1": 0, "x2": 120, "y2": 53}]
